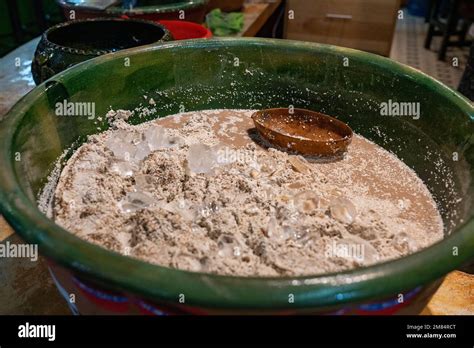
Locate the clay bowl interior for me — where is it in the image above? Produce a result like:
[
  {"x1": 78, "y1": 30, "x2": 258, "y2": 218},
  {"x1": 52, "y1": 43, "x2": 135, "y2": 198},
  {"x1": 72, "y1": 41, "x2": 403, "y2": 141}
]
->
[{"x1": 1, "y1": 38, "x2": 474, "y2": 312}]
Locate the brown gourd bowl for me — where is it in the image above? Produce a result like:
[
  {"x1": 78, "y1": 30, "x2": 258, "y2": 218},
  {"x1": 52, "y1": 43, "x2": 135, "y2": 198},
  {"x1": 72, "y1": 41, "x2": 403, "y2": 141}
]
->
[{"x1": 252, "y1": 108, "x2": 353, "y2": 157}]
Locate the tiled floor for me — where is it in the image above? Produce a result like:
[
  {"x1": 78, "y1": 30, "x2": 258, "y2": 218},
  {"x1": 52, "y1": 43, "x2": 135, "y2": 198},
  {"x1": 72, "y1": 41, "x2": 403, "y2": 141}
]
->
[{"x1": 390, "y1": 12, "x2": 470, "y2": 89}]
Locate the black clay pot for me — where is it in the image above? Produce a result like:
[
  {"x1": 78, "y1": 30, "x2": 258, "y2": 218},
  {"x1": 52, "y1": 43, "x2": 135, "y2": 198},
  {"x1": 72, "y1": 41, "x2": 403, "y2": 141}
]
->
[{"x1": 31, "y1": 18, "x2": 173, "y2": 85}]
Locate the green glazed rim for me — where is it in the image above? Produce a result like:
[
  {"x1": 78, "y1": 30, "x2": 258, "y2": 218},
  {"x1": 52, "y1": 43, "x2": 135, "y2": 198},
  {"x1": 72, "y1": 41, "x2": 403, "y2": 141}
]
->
[{"x1": 1, "y1": 38, "x2": 474, "y2": 310}]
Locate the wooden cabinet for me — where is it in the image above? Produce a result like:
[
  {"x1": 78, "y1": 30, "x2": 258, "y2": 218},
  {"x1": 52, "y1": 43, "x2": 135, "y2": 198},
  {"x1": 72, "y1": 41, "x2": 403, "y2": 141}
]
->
[{"x1": 284, "y1": 0, "x2": 400, "y2": 56}]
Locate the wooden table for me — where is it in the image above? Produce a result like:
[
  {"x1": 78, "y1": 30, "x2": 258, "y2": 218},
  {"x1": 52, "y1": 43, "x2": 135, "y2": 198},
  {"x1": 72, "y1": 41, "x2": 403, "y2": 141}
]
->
[
  {"x1": 422, "y1": 271, "x2": 474, "y2": 315},
  {"x1": 0, "y1": 28, "x2": 473, "y2": 315},
  {"x1": 237, "y1": 0, "x2": 282, "y2": 37}
]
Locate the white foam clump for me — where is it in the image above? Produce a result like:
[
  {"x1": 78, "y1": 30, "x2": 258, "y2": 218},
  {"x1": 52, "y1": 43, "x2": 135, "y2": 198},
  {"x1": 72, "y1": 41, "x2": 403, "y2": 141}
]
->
[
  {"x1": 105, "y1": 125, "x2": 184, "y2": 175},
  {"x1": 110, "y1": 161, "x2": 137, "y2": 177},
  {"x1": 119, "y1": 191, "x2": 154, "y2": 213},
  {"x1": 134, "y1": 173, "x2": 154, "y2": 191},
  {"x1": 105, "y1": 130, "x2": 138, "y2": 162},
  {"x1": 145, "y1": 126, "x2": 184, "y2": 151},
  {"x1": 392, "y1": 231, "x2": 418, "y2": 253},
  {"x1": 217, "y1": 234, "x2": 242, "y2": 257},
  {"x1": 330, "y1": 197, "x2": 357, "y2": 224},
  {"x1": 187, "y1": 143, "x2": 220, "y2": 174}
]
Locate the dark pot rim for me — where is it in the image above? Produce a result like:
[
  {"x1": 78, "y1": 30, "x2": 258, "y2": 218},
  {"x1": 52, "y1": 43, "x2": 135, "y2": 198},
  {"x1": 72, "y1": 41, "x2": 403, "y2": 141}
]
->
[
  {"x1": 1, "y1": 38, "x2": 474, "y2": 310},
  {"x1": 56, "y1": 0, "x2": 209, "y2": 15},
  {"x1": 41, "y1": 17, "x2": 173, "y2": 56}
]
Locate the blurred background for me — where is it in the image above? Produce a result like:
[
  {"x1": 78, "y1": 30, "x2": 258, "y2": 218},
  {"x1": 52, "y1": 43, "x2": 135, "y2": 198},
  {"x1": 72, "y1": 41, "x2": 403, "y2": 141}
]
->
[
  {"x1": 0, "y1": 0, "x2": 63, "y2": 56},
  {"x1": 1, "y1": 0, "x2": 472, "y2": 91}
]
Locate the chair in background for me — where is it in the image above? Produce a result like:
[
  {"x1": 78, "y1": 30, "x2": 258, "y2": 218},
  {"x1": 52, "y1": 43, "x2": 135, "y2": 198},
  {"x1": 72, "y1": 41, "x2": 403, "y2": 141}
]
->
[
  {"x1": 458, "y1": 42, "x2": 474, "y2": 101},
  {"x1": 425, "y1": 0, "x2": 473, "y2": 60}
]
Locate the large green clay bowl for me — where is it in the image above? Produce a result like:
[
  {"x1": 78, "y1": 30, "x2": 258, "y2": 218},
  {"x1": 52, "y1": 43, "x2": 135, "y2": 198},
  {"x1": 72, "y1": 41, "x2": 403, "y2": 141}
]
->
[{"x1": 1, "y1": 38, "x2": 473, "y2": 314}]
